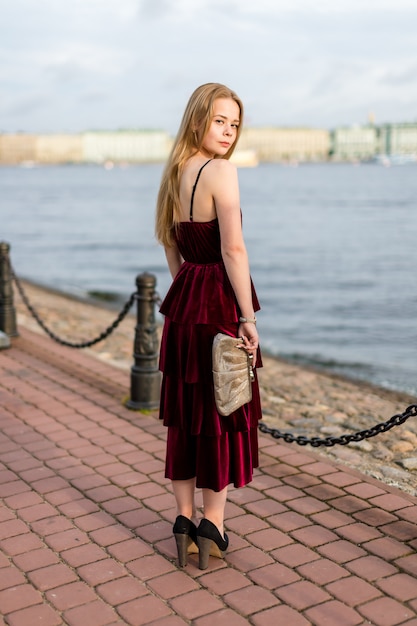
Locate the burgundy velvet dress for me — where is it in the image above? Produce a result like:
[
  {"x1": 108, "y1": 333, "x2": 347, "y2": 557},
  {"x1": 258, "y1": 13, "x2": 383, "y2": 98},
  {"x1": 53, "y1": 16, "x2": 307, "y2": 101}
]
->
[{"x1": 159, "y1": 162, "x2": 263, "y2": 492}]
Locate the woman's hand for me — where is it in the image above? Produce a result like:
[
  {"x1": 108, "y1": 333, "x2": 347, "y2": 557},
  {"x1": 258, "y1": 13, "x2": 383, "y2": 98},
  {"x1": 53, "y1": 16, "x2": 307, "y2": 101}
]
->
[{"x1": 237, "y1": 322, "x2": 258, "y2": 364}]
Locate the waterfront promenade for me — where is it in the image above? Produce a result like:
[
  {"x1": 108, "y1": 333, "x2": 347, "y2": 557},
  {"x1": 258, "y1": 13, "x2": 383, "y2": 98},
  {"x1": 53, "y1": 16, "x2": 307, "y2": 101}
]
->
[{"x1": 0, "y1": 291, "x2": 417, "y2": 624}]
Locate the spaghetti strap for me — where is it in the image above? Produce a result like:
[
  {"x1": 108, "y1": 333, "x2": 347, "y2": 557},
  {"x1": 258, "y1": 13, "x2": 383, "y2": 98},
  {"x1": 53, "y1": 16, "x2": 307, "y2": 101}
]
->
[{"x1": 189, "y1": 159, "x2": 212, "y2": 221}]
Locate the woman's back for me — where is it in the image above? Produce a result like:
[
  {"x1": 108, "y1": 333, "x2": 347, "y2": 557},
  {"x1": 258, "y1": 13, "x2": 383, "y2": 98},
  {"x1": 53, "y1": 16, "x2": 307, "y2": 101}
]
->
[
  {"x1": 175, "y1": 220, "x2": 222, "y2": 264},
  {"x1": 178, "y1": 158, "x2": 217, "y2": 223}
]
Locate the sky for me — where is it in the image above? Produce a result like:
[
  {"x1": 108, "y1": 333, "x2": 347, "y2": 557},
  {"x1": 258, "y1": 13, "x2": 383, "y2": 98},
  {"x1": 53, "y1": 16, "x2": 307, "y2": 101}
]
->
[{"x1": 1, "y1": 0, "x2": 416, "y2": 134}]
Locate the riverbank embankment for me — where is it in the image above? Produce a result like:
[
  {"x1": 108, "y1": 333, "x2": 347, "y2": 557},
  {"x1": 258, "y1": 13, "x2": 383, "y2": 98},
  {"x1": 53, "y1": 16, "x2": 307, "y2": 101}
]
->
[{"x1": 12, "y1": 280, "x2": 417, "y2": 496}]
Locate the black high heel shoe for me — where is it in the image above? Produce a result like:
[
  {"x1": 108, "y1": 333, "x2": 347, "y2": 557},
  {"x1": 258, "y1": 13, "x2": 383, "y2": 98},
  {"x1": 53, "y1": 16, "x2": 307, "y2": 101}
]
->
[
  {"x1": 173, "y1": 515, "x2": 198, "y2": 567},
  {"x1": 197, "y1": 518, "x2": 229, "y2": 570}
]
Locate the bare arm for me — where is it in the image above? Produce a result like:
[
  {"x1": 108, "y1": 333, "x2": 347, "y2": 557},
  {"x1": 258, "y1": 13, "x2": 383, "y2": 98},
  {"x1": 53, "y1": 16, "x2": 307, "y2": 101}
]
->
[
  {"x1": 209, "y1": 160, "x2": 259, "y2": 354},
  {"x1": 164, "y1": 244, "x2": 183, "y2": 279}
]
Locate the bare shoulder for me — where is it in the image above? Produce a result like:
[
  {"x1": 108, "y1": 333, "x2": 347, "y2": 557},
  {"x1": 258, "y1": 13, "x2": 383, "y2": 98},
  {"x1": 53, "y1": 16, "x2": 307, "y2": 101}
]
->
[
  {"x1": 206, "y1": 158, "x2": 238, "y2": 185},
  {"x1": 209, "y1": 158, "x2": 237, "y2": 174}
]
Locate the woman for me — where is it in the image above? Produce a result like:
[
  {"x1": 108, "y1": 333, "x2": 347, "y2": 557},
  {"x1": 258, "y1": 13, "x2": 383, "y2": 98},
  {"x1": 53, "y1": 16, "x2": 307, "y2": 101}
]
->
[{"x1": 155, "y1": 83, "x2": 262, "y2": 570}]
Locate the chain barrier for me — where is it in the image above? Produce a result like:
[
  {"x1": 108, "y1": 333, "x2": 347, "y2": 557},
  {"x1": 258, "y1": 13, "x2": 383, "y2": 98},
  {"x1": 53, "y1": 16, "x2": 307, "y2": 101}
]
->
[
  {"x1": 258, "y1": 404, "x2": 417, "y2": 447},
  {"x1": 11, "y1": 266, "x2": 136, "y2": 349},
  {"x1": 8, "y1": 258, "x2": 417, "y2": 446}
]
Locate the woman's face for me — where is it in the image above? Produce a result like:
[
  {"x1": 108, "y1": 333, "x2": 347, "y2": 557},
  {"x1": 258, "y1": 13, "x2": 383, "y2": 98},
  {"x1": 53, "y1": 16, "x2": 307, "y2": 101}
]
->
[{"x1": 200, "y1": 98, "x2": 240, "y2": 158}]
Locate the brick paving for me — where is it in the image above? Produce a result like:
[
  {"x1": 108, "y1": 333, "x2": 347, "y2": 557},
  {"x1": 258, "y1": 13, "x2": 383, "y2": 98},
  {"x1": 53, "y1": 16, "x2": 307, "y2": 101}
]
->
[{"x1": 1, "y1": 327, "x2": 417, "y2": 626}]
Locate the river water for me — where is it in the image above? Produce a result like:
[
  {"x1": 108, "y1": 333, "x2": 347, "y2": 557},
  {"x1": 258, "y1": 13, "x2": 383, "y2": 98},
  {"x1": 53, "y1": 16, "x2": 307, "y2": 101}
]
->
[{"x1": 1, "y1": 162, "x2": 416, "y2": 394}]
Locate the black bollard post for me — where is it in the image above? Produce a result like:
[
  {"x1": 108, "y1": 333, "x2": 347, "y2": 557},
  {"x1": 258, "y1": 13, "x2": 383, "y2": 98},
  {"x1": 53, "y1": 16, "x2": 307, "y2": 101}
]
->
[
  {"x1": 126, "y1": 273, "x2": 161, "y2": 410},
  {"x1": 0, "y1": 242, "x2": 18, "y2": 337}
]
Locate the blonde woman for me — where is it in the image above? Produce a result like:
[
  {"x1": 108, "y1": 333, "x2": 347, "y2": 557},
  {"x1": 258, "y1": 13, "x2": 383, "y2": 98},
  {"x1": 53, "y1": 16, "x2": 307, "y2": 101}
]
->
[{"x1": 156, "y1": 83, "x2": 262, "y2": 570}]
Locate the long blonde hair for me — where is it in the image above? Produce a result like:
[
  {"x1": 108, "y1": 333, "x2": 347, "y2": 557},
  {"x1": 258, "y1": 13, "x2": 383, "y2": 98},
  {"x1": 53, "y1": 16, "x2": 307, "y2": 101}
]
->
[{"x1": 155, "y1": 83, "x2": 244, "y2": 247}]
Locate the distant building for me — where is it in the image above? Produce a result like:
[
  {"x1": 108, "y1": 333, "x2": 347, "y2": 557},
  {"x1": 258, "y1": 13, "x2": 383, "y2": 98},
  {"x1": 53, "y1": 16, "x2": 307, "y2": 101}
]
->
[
  {"x1": 239, "y1": 127, "x2": 330, "y2": 162},
  {"x1": 1, "y1": 122, "x2": 417, "y2": 166},
  {"x1": 0, "y1": 134, "x2": 37, "y2": 164},
  {"x1": 230, "y1": 149, "x2": 259, "y2": 167},
  {"x1": 379, "y1": 123, "x2": 417, "y2": 156},
  {"x1": 36, "y1": 134, "x2": 83, "y2": 164},
  {"x1": 82, "y1": 130, "x2": 172, "y2": 163},
  {"x1": 330, "y1": 126, "x2": 378, "y2": 161},
  {"x1": 0, "y1": 130, "x2": 172, "y2": 165}
]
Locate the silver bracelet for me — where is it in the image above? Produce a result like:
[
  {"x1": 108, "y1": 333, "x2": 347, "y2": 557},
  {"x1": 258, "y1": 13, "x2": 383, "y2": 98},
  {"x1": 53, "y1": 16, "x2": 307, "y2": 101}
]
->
[{"x1": 239, "y1": 316, "x2": 256, "y2": 324}]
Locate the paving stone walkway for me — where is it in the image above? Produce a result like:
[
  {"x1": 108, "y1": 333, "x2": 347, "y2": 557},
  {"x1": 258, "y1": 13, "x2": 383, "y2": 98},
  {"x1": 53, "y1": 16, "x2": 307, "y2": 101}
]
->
[{"x1": 1, "y1": 327, "x2": 417, "y2": 626}]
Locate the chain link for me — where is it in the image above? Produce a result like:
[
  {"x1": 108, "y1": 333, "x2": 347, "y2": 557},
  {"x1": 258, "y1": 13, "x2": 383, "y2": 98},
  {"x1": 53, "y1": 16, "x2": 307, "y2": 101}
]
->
[
  {"x1": 137, "y1": 293, "x2": 162, "y2": 307},
  {"x1": 258, "y1": 404, "x2": 417, "y2": 447},
  {"x1": 11, "y1": 267, "x2": 136, "y2": 349}
]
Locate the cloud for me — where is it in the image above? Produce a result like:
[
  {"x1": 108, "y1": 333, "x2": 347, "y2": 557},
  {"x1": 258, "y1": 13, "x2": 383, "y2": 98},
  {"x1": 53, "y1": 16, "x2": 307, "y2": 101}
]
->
[
  {"x1": 1, "y1": 0, "x2": 417, "y2": 132},
  {"x1": 380, "y1": 64, "x2": 417, "y2": 85},
  {"x1": 44, "y1": 60, "x2": 85, "y2": 84},
  {"x1": 241, "y1": 0, "x2": 417, "y2": 11},
  {"x1": 43, "y1": 45, "x2": 131, "y2": 82},
  {"x1": 139, "y1": 0, "x2": 172, "y2": 19},
  {"x1": 1, "y1": 93, "x2": 50, "y2": 119},
  {"x1": 79, "y1": 90, "x2": 109, "y2": 104}
]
